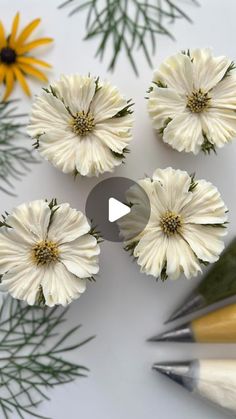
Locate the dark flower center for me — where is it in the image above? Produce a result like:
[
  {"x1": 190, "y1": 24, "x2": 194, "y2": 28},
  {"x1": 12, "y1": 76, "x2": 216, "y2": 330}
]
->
[{"x1": 0, "y1": 47, "x2": 17, "y2": 65}]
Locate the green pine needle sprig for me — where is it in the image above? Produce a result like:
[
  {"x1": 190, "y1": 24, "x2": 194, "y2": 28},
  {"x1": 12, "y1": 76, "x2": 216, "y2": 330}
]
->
[
  {"x1": 0, "y1": 297, "x2": 94, "y2": 419},
  {"x1": 59, "y1": 0, "x2": 199, "y2": 75},
  {"x1": 0, "y1": 100, "x2": 38, "y2": 196}
]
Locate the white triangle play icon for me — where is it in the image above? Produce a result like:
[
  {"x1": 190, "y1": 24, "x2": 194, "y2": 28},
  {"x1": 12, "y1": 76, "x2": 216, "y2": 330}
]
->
[{"x1": 108, "y1": 197, "x2": 131, "y2": 223}]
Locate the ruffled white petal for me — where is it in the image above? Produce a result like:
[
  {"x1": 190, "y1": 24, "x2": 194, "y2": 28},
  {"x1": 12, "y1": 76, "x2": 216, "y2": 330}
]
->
[
  {"x1": 0, "y1": 199, "x2": 100, "y2": 307},
  {"x1": 152, "y1": 167, "x2": 192, "y2": 214},
  {"x1": 6, "y1": 200, "x2": 51, "y2": 244},
  {"x1": 60, "y1": 235, "x2": 100, "y2": 278},
  {"x1": 149, "y1": 49, "x2": 236, "y2": 154},
  {"x1": 51, "y1": 74, "x2": 96, "y2": 115},
  {"x1": 182, "y1": 224, "x2": 226, "y2": 263},
  {"x1": 28, "y1": 75, "x2": 133, "y2": 176},
  {"x1": 0, "y1": 227, "x2": 31, "y2": 274},
  {"x1": 181, "y1": 180, "x2": 228, "y2": 224},
  {"x1": 200, "y1": 109, "x2": 236, "y2": 147},
  {"x1": 48, "y1": 203, "x2": 90, "y2": 244},
  {"x1": 27, "y1": 91, "x2": 71, "y2": 137},
  {"x1": 165, "y1": 235, "x2": 202, "y2": 280},
  {"x1": 163, "y1": 112, "x2": 204, "y2": 154},
  {"x1": 134, "y1": 229, "x2": 168, "y2": 278},
  {"x1": 75, "y1": 134, "x2": 121, "y2": 177},
  {"x1": 191, "y1": 48, "x2": 231, "y2": 91},
  {"x1": 211, "y1": 73, "x2": 236, "y2": 110},
  {"x1": 41, "y1": 262, "x2": 86, "y2": 307},
  {"x1": 124, "y1": 168, "x2": 228, "y2": 280},
  {"x1": 94, "y1": 115, "x2": 133, "y2": 154},
  {"x1": 148, "y1": 87, "x2": 186, "y2": 130},
  {"x1": 153, "y1": 53, "x2": 194, "y2": 94},
  {"x1": 0, "y1": 263, "x2": 43, "y2": 306},
  {"x1": 39, "y1": 129, "x2": 79, "y2": 174},
  {"x1": 90, "y1": 81, "x2": 128, "y2": 122}
]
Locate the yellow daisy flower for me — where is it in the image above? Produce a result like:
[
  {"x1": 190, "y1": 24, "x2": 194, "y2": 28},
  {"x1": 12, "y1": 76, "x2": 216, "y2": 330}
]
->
[{"x1": 0, "y1": 13, "x2": 53, "y2": 101}]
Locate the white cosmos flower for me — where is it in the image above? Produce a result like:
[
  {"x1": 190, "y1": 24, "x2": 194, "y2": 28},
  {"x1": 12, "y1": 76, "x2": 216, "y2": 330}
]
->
[
  {"x1": 0, "y1": 200, "x2": 100, "y2": 306},
  {"x1": 27, "y1": 74, "x2": 134, "y2": 177},
  {"x1": 119, "y1": 168, "x2": 228, "y2": 280},
  {"x1": 148, "y1": 49, "x2": 236, "y2": 154}
]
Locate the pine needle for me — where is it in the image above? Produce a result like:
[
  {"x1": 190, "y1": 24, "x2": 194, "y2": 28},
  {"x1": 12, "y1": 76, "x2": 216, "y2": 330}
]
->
[
  {"x1": 0, "y1": 100, "x2": 38, "y2": 196},
  {"x1": 0, "y1": 297, "x2": 94, "y2": 419},
  {"x1": 59, "y1": 0, "x2": 199, "y2": 74}
]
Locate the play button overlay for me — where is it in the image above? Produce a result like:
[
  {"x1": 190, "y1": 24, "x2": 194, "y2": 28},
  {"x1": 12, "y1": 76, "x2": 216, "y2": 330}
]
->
[
  {"x1": 108, "y1": 198, "x2": 131, "y2": 222},
  {"x1": 85, "y1": 177, "x2": 151, "y2": 242}
]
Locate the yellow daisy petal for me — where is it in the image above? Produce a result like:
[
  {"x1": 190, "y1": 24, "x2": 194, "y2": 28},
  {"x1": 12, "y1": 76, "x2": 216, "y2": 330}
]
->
[
  {"x1": 15, "y1": 18, "x2": 41, "y2": 49},
  {"x1": 17, "y1": 56, "x2": 52, "y2": 68},
  {"x1": 0, "y1": 64, "x2": 6, "y2": 84},
  {"x1": 0, "y1": 21, "x2": 7, "y2": 49},
  {"x1": 13, "y1": 66, "x2": 31, "y2": 97},
  {"x1": 3, "y1": 68, "x2": 15, "y2": 101},
  {"x1": 9, "y1": 12, "x2": 20, "y2": 48},
  {"x1": 17, "y1": 38, "x2": 53, "y2": 55},
  {"x1": 18, "y1": 62, "x2": 48, "y2": 82}
]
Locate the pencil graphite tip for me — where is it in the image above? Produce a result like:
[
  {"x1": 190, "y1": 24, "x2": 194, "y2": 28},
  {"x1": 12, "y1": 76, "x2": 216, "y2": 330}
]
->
[
  {"x1": 165, "y1": 293, "x2": 205, "y2": 324},
  {"x1": 153, "y1": 361, "x2": 194, "y2": 389},
  {"x1": 148, "y1": 324, "x2": 193, "y2": 343}
]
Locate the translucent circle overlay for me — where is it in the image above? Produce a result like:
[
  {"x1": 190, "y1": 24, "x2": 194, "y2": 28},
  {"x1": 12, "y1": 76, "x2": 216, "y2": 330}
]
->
[{"x1": 85, "y1": 177, "x2": 151, "y2": 242}]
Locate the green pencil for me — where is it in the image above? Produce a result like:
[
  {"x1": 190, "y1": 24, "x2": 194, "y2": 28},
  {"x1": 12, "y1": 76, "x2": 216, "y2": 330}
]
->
[{"x1": 166, "y1": 238, "x2": 236, "y2": 323}]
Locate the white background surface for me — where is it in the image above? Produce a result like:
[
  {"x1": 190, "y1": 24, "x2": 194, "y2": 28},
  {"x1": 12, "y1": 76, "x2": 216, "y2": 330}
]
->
[{"x1": 1, "y1": 0, "x2": 236, "y2": 418}]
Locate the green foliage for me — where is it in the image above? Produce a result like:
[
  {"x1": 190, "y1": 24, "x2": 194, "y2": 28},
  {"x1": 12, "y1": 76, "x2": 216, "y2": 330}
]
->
[
  {"x1": 0, "y1": 297, "x2": 94, "y2": 419},
  {"x1": 0, "y1": 100, "x2": 38, "y2": 196},
  {"x1": 201, "y1": 134, "x2": 216, "y2": 154},
  {"x1": 59, "y1": 0, "x2": 199, "y2": 75},
  {"x1": 189, "y1": 173, "x2": 198, "y2": 192}
]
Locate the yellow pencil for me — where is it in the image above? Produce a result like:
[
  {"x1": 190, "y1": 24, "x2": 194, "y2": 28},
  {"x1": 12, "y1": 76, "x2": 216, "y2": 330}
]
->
[{"x1": 149, "y1": 303, "x2": 236, "y2": 343}]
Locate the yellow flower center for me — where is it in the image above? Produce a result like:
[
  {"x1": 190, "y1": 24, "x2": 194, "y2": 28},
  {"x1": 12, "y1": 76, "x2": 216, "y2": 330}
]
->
[
  {"x1": 71, "y1": 111, "x2": 95, "y2": 136},
  {"x1": 187, "y1": 89, "x2": 210, "y2": 113},
  {"x1": 32, "y1": 240, "x2": 59, "y2": 266},
  {"x1": 160, "y1": 211, "x2": 182, "y2": 236},
  {"x1": 0, "y1": 47, "x2": 17, "y2": 65}
]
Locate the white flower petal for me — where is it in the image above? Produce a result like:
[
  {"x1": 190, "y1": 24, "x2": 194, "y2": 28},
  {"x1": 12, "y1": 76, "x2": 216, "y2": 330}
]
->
[
  {"x1": 211, "y1": 73, "x2": 236, "y2": 110},
  {"x1": 27, "y1": 91, "x2": 71, "y2": 137},
  {"x1": 75, "y1": 135, "x2": 121, "y2": 176},
  {"x1": 165, "y1": 235, "x2": 202, "y2": 280},
  {"x1": 163, "y1": 112, "x2": 204, "y2": 154},
  {"x1": 134, "y1": 229, "x2": 168, "y2": 278},
  {"x1": 39, "y1": 129, "x2": 79, "y2": 174},
  {"x1": 182, "y1": 224, "x2": 227, "y2": 263},
  {"x1": 201, "y1": 109, "x2": 236, "y2": 147},
  {"x1": 94, "y1": 115, "x2": 133, "y2": 153},
  {"x1": 148, "y1": 87, "x2": 186, "y2": 130},
  {"x1": 6, "y1": 200, "x2": 51, "y2": 244},
  {"x1": 0, "y1": 227, "x2": 31, "y2": 274},
  {"x1": 48, "y1": 204, "x2": 90, "y2": 244},
  {"x1": 28, "y1": 75, "x2": 133, "y2": 177},
  {"x1": 181, "y1": 180, "x2": 228, "y2": 224},
  {"x1": 90, "y1": 81, "x2": 128, "y2": 122},
  {"x1": 152, "y1": 167, "x2": 192, "y2": 214},
  {"x1": 41, "y1": 262, "x2": 86, "y2": 307},
  {"x1": 191, "y1": 48, "x2": 231, "y2": 91},
  {"x1": 60, "y1": 235, "x2": 100, "y2": 278},
  {"x1": 153, "y1": 53, "x2": 194, "y2": 94},
  {"x1": 0, "y1": 263, "x2": 43, "y2": 306},
  {"x1": 51, "y1": 74, "x2": 96, "y2": 115},
  {"x1": 124, "y1": 168, "x2": 228, "y2": 280}
]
